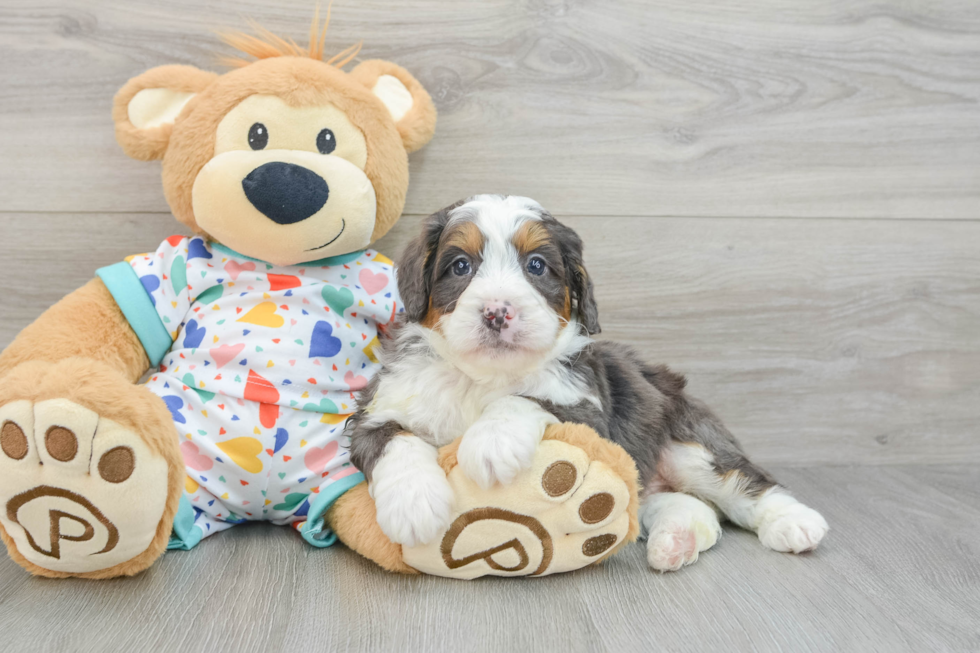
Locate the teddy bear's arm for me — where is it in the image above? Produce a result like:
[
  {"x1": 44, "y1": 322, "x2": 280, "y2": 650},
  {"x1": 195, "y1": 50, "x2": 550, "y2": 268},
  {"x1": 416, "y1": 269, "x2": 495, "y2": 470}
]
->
[{"x1": 0, "y1": 278, "x2": 149, "y2": 382}]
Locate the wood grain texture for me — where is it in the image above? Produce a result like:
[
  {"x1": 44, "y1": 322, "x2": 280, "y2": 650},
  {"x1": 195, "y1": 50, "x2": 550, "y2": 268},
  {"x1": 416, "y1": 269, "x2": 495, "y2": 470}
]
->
[
  {"x1": 1, "y1": 212, "x2": 976, "y2": 466},
  {"x1": 0, "y1": 0, "x2": 979, "y2": 218},
  {"x1": 0, "y1": 1, "x2": 977, "y2": 649},
  {"x1": 0, "y1": 465, "x2": 977, "y2": 653}
]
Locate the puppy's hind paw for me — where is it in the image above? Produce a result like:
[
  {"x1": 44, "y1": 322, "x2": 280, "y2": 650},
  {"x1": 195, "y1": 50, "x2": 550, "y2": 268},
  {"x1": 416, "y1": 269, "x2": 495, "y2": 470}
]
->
[
  {"x1": 643, "y1": 493, "x2": 721, "y2": 572},
  {"x1": 757, "y1": 495, "x2": 829, "y2": 554}
]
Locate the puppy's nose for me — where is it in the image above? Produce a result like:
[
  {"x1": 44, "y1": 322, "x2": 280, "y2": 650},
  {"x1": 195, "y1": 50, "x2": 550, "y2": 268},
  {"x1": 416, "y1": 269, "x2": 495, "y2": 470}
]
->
[
  {"x1": 242, "y1": 162, "x2": 329, "y2": 225},
  {"x1": 482, "y1": 301, "x2": 515, "y2": 332}
]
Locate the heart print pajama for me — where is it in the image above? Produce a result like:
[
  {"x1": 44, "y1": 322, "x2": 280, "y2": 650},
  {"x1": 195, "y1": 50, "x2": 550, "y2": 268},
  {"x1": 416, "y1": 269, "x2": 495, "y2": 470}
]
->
[{"x1": 96, "y1": 236, "x2": 398, "y2": 549}]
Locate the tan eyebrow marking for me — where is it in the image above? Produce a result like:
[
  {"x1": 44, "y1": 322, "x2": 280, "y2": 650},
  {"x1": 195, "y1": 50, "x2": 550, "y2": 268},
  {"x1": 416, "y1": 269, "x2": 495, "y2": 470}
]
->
[
  {"x1": 442, "y1": 220, "x2": 484, "y2": 257},
  {"x1": 512, "y1": 221, "x2": 550, "y2": 256}
]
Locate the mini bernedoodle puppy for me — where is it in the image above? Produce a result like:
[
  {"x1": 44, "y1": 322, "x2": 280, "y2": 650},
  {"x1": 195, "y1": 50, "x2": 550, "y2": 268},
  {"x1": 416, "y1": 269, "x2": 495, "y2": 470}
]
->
[{"x1": 347, "y1": 194, "x2": 828, "y2": 571}]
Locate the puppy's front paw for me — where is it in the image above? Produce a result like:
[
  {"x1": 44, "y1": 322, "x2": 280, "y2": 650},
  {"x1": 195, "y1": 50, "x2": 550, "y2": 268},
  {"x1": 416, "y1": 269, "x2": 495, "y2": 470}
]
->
[
  {"x1": 457, "y1": 416, "x2": 541, "y2": 490},
  {"x1": 372, "y1": 477, "x2": 454, "y2": 548},
  {"x1": 370, "y1": 436, "x2": 454, "y2": 547}
]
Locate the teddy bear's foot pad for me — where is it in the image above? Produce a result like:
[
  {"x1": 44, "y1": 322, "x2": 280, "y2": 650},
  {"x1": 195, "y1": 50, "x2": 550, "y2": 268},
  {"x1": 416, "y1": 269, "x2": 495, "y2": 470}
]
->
[
  {"x1": 0, "y1": 399, "x2": 170, "y2": 574},
  {"x1": 403, "y1": 435, "x2": 634, "y2": 578}
]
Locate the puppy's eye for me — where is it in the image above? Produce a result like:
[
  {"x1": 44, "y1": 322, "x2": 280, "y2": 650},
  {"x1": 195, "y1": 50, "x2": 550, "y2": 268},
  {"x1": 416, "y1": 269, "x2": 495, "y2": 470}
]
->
[
  {"x1": 452, "y1": 259, "x2": 471, "y2": 276},
  {"x1": 248, "y1": 123, "x2": 268, "y2": 150},
  {"x1": 527, "y1": 256, "x2": 547, "y2": 276},
  {"x1": 316, "y1": 128, "x2": 337, "y2": 154}
]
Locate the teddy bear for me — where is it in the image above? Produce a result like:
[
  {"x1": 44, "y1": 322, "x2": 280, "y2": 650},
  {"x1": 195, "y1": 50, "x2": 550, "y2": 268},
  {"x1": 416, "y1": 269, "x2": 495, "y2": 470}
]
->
[{"x1": 0, "y1": 17, "x2": 639, "y2": 579}]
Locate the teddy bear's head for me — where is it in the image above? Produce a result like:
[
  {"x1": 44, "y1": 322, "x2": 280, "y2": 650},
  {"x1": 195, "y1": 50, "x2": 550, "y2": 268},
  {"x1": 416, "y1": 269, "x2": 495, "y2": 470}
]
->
[{"x1": 112, "y1": 20, "x2": 436, "y2": 266}]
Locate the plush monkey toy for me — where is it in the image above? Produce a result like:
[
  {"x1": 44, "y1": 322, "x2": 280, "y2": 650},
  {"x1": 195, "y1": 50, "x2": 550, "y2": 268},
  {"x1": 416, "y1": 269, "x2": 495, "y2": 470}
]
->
[{"x1": 0, "y1": 19, "x2": 638, "y2": 579}]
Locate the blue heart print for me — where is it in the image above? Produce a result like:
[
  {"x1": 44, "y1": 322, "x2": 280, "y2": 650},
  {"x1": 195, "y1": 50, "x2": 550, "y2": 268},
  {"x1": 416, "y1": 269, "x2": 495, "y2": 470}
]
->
[
  {"x1": 183, "y1": 319, "x2": 206, "y2": 349},
  {"x1": 309, "y1": 321, "x2": 342, "y2": 358},
  {"x1": 162, "y1": 395, "x2": 186, "y2": 424},
  {"x1": 140, "y1": 275, "x2": 160, "y2": 306},
  {"x1": 187, "y1": 238, "x2": 213, "y2": 261},
  {"x1": 273, "y1": 428, "x2": 289, "y2": 454}
]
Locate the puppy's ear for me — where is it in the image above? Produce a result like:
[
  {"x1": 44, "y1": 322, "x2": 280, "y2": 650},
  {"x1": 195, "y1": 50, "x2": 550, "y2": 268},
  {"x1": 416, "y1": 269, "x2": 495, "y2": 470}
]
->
[
  {"x1": 350, "y1": 60, "x2": 437, "y2": 154},
  {"x1": 572, "y1": 261, "x2": 601, "y2": 335},
  {"x1": 397, "y1": 201, "x2": 460, "y2": 322},
  {"x1": 547, "y1": 217, "x2": 601, "y2": 335},
  {"x1": 113, "y1": 65, "x2": 218, "y2": 161}
]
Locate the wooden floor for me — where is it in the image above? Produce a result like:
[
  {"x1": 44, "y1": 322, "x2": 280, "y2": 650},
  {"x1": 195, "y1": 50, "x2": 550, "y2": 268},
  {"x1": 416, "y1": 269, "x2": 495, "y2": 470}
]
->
[
  {"x1": 1, "y1": 465, "x2": 978, "y2": 653},
  {"x1": 0, "y1": 1, "x2": 978, "y2": 651}
]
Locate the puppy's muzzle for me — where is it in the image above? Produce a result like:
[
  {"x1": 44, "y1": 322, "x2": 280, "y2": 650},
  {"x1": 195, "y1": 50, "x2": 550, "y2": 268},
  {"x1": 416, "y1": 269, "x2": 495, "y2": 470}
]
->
[
  {"x1": 242, "y1": 162, "x2": 329, "y2": 225},
  {"x1": 482, "y1": 301, "x2": 515, "y2": 333}
]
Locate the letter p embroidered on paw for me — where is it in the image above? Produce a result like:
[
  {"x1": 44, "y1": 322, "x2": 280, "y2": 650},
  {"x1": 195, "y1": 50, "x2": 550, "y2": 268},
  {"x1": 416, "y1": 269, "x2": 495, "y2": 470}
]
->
[
  {"x1": 401, "y1": 430, "x2": 637, "y2": 579},
  {"x1": 0, "y1": 398, "x2": 171, "y2": 574}
]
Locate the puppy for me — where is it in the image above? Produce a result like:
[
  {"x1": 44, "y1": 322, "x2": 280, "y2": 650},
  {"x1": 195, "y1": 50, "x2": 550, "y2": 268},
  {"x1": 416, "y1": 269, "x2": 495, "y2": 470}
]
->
[{"x1": 347, "y1": 194, "x2": 828, "y2": 571}]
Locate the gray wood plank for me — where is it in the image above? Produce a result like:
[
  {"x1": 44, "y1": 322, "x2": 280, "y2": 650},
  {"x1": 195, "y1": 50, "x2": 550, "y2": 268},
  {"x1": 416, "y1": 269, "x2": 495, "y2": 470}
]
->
[
  {"x1": 1, "y1": 1, "x2": 979, "y2": 218},
  {"x1": 2, "y1": 212, "x2": 977, "y2": 466},
  {"x1": 0, "y1": 1, "x2": 976, "y2": 650},
  {"x1": 1, "y1": 465, "x2": 977, "y2": 653}
]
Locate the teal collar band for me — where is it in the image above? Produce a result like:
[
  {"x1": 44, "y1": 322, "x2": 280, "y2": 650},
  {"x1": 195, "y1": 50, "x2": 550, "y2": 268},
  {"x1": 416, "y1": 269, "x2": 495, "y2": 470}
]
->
[{"x1": 209, "y1": 241, "x2": 366, "y2": 268}]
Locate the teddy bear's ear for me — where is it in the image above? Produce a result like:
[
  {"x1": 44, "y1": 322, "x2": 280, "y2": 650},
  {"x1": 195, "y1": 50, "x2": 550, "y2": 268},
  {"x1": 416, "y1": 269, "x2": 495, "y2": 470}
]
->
[
  {"x1": 113, "y1": 65, "x2": 219, "y2": 161},
  {"x1": 350, "y1": 60, "x2": 437, "y2": 154}
]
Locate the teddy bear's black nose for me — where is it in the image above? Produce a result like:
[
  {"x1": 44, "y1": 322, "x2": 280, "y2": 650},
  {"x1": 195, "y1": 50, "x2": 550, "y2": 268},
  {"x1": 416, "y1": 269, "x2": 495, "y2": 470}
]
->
[{"x1": 242, "y1": 162, "x2": 329, "y2": 225}]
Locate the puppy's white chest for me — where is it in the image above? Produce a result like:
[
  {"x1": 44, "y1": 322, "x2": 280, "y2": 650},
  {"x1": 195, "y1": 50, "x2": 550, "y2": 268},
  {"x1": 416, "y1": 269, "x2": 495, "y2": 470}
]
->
[
  {"x1": 370, "y1": 363, "x2": 508, "y2": 447},
  {"x1": 412, "y1": 379, "x2": 498, "y2": 447}
]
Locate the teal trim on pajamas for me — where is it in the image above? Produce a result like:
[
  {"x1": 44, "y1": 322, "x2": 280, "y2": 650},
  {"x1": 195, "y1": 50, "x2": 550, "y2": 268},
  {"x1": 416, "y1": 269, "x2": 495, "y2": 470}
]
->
[
  {"x1": 300, "y1": 472, "x2": 367, "y2": 548},
  {"x1": 167, "y1": 494, "x2": 204, "y2": 551},
  {"x1": 96, "y1": 261, "x2": 173, "y2": 367},
  {"x1": 210, "y1": 242, "x2": 366, "y2": 268}
]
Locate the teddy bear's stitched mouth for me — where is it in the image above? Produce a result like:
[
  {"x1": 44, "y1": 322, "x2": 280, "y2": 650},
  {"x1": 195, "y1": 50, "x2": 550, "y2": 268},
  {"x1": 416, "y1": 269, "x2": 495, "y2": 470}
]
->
[{"x1": 306, "y1": 219, "x2": 346, "y2": 251}]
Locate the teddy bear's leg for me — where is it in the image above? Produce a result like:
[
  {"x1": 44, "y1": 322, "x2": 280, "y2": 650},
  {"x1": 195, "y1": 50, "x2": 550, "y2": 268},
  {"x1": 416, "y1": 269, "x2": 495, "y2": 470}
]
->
[
  {"x1": 0, "y1": 279, "x2": 150, "y2": 382},
  {"x1": 0, "y1": 358, "x2": 184, "y2": 578},
  {"x1": 324, "y1": 482, "x2": 417, "y2": 574},
  {"x1": 326, "y1": 423, "x2": 640, "y2": 578}
]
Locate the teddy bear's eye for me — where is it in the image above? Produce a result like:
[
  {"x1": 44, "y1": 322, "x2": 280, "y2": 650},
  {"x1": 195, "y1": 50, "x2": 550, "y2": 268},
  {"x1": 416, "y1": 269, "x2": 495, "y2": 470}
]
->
[
  {"x1": 316, "y1": 128, "x2": 336, "y2": 155},
  {"x1": 248, "y1": 123, "x2": 268, "y2": 150}
]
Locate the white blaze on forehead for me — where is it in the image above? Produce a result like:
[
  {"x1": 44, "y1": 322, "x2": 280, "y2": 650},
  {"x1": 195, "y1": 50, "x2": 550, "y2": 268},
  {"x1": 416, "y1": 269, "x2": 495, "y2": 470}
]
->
[
  {"x1": 448, "y1": 195, "x2": 545, "y2": 277},
  {"x1": 448, "y1": 195, "x2": 543, "y2": 231}
]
